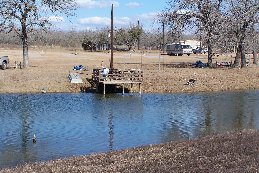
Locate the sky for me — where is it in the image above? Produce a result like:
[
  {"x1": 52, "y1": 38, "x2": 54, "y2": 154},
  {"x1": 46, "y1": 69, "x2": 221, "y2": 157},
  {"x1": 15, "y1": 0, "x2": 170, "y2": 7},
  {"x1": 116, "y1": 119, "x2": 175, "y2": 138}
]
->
[{"x1": 51, "y1": 0, "x2": 169, "y2": 31}]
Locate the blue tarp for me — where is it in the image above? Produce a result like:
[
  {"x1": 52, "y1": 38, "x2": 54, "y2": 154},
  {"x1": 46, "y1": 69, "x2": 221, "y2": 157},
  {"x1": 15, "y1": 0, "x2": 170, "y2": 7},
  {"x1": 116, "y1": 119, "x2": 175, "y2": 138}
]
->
[
  {"x1": 193, "y1": 60, "x2": 207, "y2": 68},
  {"x1": 73, "y1": 65, "x2": 84, "y2": 70}
]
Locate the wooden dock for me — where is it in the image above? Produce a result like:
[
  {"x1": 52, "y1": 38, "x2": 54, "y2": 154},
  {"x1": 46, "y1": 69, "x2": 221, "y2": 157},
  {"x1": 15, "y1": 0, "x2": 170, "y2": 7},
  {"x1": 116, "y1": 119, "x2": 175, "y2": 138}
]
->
[{"x1": 92, "y1": 68, "x2": 143, "y2": 94}]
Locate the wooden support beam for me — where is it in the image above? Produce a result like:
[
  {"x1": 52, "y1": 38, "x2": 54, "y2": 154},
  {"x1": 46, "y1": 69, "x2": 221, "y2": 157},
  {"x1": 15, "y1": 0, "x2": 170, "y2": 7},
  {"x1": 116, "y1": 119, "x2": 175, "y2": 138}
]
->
[
  {"x1": 96, "y1": 83, "x2": 99, "y2": 93},
  {"x1": 103, "y1": 84, "x2": 106, "y2": 95}
]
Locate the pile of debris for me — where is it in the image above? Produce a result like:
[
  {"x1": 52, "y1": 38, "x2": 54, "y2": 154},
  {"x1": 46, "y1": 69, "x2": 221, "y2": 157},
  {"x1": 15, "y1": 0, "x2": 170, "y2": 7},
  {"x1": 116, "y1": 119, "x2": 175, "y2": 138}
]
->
[
  {"x1": 216, "y1": 61, "x2": 232, "y2": 67},
  {"x1": 192, "y1": 60, "x2": 207, "y2": 68}
]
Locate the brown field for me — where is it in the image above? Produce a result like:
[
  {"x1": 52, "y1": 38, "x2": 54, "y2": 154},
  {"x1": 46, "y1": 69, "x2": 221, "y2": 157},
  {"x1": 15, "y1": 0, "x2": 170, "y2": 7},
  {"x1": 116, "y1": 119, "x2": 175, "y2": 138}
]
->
[{"x1": 0, "y1": 47, "x2": 259, "y2": 94}]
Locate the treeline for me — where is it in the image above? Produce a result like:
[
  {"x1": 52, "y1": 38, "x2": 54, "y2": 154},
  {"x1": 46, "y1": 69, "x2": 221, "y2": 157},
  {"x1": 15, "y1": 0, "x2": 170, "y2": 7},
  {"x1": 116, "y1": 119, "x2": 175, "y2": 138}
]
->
[
  {"x1": 0, "y1": 30, "x2": 84, "y2": 48},
  {"x1": 0, "y1": 28, "x2": 196, "y2": 50},
  {"x1": 0, "y1": 27, "x2": 257, "y2": 54}
]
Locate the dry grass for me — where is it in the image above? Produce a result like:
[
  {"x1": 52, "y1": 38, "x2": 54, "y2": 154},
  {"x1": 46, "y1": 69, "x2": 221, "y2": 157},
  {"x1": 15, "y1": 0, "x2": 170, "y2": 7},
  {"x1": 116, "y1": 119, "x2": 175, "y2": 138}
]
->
[{"x1": 0, "y1": 47, "x2": 259, "y2": 94}]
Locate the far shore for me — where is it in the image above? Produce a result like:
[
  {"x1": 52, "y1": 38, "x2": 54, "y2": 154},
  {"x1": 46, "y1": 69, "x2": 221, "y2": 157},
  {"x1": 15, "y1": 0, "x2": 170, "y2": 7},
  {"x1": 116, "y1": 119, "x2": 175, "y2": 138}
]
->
[{"x1": 1, "y1": 48, "x2": 259, "y2": 94}]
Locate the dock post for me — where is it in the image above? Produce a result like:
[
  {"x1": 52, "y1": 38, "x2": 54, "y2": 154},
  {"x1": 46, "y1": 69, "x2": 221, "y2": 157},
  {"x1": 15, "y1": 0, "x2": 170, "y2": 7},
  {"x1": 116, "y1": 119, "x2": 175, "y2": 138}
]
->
[
  {"x1": 139, "y1": 83, "x2": 142, "y2": 94},
  {"x1": 96, "y1": 83, "x2": 99, "y2": 93},
  {"x1": 130, "y1": 83, "x2": 133, "y2": 93},
  {"x1": 103, "y1": 84, "x2": 106, "y2": 95},
  {"x1": 122, "y1": 84, "x2": 125, "y2": 95}
]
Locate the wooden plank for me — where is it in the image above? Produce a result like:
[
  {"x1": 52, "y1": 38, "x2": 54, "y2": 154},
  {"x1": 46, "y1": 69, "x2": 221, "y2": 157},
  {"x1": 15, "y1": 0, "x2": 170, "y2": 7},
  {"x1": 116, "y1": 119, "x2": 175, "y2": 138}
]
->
[{"x1": 100, "y1": 81, "x2": 142, "y2": 84}]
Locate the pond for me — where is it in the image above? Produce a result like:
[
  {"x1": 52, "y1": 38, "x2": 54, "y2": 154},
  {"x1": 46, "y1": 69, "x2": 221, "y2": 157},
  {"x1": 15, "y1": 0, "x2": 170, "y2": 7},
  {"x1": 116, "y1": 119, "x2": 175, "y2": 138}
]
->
[{"x1": 0, "y1": 91, "x2": 259, "y2": 169}]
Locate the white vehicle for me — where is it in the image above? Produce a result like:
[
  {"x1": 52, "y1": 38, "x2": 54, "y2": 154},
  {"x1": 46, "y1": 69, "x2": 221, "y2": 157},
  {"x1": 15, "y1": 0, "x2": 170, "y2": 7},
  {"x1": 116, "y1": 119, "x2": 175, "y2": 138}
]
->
[
  {"x1": 166, "y1": 43, "x2": 193, "y2": 56},
  {"x1": 0, "y1": 56, "x2": 9, "y2": 70}
]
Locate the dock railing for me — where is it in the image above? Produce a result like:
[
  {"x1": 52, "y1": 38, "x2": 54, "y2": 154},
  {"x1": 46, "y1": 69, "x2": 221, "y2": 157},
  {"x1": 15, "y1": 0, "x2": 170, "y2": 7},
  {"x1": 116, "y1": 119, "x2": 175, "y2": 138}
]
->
[
  {"x1": 92, "y1": 68, "x2": 143, "y2": 94},
  {"x1": 93, "y1": 68, "x2": 143, "y2": 84}
]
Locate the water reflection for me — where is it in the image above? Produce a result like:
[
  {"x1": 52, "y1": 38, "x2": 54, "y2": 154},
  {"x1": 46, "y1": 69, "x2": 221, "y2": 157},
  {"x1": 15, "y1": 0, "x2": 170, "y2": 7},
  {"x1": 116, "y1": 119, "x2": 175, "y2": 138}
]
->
[
  {"x1": 0, "y1": 91, "x2": 259, "y2": 169},
  {"x1": 108, "y1": 111, "x2": 114, "y2": 152},
  {"x1": 20, "y1": 95, "x2": 37, "y2": 165},
  {"x1": 0, "y1": 94, "x2": 37, "y2": 167}
]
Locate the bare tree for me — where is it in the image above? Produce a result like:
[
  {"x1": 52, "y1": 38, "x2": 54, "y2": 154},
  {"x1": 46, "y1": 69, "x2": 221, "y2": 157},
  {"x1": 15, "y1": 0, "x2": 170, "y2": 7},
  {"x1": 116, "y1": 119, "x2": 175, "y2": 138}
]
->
[
  {"x1": 114, "y1": 28, "x2": 130, "y2": 46},
  {"x1": 224, "y1": 0, "x2": 259, "y2": 67},
  {"x1": 112, "y1": 26, "x2": 143, "y2": 50},
  {"x1": 0, "y1": 0, "x2": 77, "y2": 68},
  {"x1": 82, "y1": 29, "x2": 110, "y2": 51},
  {"x1": 253, "y1": 29, "x2": 259, "y2": 64},
  {"x1": 141, "y1": 30, "x2": 162, "y2": 50},
  {"x1": 128, "y1": 25, "x2": 143, "y2": 50},
  {"x1": 161, "y1": 0, "x2": 223, "y2": 67}
]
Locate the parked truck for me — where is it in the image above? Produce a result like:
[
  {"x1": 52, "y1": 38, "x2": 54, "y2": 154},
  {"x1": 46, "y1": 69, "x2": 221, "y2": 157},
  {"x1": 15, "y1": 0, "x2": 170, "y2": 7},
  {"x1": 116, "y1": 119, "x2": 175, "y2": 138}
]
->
[
  {"x1": 0, "y1": 56, "x2": 9, "y2": 70},
  {"x1": 166, "y1": 43, "x2": 193, "y2": 56}
]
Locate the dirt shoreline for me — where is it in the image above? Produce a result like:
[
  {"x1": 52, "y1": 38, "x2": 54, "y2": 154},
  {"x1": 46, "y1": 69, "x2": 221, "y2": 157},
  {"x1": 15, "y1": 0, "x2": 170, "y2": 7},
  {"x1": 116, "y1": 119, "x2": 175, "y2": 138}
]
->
[{"x1": 1, "y1": 130, "x2": 258, "y2": 172}]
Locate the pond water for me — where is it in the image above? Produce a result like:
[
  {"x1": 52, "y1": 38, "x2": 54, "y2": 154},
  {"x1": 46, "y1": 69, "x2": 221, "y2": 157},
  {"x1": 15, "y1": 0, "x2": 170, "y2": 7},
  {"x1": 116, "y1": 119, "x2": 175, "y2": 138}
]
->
[{"x1": 0, "y1": 91, "x2": 259, "y2": 169}]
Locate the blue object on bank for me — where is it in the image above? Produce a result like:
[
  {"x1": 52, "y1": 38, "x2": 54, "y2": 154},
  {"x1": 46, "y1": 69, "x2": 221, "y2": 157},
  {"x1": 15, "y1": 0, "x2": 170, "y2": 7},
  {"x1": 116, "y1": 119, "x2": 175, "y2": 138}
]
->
[
  {"x1": 73, "y1": 65, "x2": 84, "y2": 70},
  {"x1": 193, "y1": 60, "x2": 207, "y2": 68}
]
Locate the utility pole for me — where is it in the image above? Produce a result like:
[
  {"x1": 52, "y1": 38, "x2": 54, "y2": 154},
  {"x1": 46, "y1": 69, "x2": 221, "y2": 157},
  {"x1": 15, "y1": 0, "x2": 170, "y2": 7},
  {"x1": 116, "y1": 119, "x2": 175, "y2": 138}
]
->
[
  {"x1": 110, "y1": 4, "x2": 114, "y2": 69},
  {"x1": 162, "y1": 22, "x2": 165, "y2": 53},
  {"x1": 137, "y1": 19, "x2": 140, "y2": 50}
]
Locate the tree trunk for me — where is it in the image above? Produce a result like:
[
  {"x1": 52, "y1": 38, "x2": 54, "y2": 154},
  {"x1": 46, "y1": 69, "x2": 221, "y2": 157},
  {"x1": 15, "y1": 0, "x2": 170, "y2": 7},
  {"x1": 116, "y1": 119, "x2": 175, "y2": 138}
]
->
[
  {"x1": 22, "y1": 38, "x2": 29, "y2": 68},
  {"x1": 240, "y1": 44, "x2": 246, "y2": 68},
  {"x1": 207, "y1": 45, "x2": 213, "y2": 67},
  {"x1": 22, "y1": 22, "x2": 29, "y2": 68},
  {"x1": 235, "y1": 43, "x2": 246, "y2": 68},
  {"x1": 234, "y1": 46, "x2": 240, "y2": 67},
  {"x1": 241, "y1": 53, "x2": 246, "y2": 68},
  {"x1": 253, "y1": 50, "x2": 258, "y2": 65}
]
